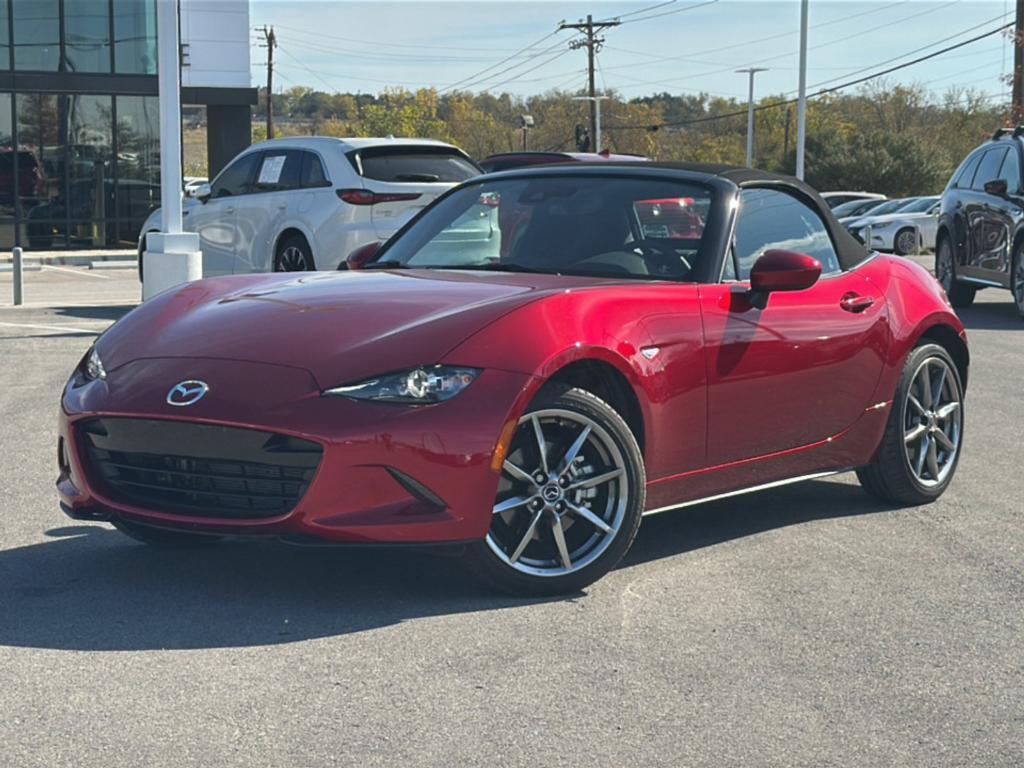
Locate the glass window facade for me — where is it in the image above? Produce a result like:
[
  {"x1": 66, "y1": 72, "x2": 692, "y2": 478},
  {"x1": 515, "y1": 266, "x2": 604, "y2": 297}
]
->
[
  {"x1": 65, "y1": 0, "x2": 113, "y2": 73},
  {"x1": 0, "y1": 92, "x2": 160, "y2": 250},
  {"x1": 2, "y1": 0, "x2": 157, "y2": 74},
  {"x1": 12, "y1": 0, "x2": 60, "y2": 72},
  {"x1": 113, "y1": 0, "x2": 157, "y2": 74}
]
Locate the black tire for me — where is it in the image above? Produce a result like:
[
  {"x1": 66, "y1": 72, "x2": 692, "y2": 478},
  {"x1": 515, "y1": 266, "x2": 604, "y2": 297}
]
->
[
  {"x1": 857, "y1": 342, "x2": 964, "y2": 505},
  {"x1": 935, "y1": 236, "x2": 976, "y2": 308},
  {"x1": 893, "y1": 227, "x2": 918, "y2": 256},
  {"x1": 274, "y1": 233, "x2": 316, "y2": 272},
  {"x1": 112, "y1": 518, "x2": 224, "y2": 547},
  {"x1": 1012, "y1": 243, "x2": 1024, "y2": 320},
  {"x1": 464, "y1": 386, "x2": 645, "y2": 596}
]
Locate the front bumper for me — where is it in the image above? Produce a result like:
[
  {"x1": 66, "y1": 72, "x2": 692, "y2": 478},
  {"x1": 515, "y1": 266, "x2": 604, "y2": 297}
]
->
[{"x1": 58, "y1": 357, "x2": 535, "y2": 543}]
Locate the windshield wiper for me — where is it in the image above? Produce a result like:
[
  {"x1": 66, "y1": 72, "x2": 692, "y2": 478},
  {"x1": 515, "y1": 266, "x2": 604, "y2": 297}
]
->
[
  {"x1": 440, "y1": 262, "x2": 548, "y2": 274},
  {"x1": 394, "y1": 173, "x2": 440, "y2": 183}
]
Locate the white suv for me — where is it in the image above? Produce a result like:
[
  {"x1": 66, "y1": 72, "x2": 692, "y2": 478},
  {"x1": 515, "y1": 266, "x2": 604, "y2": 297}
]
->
[{"x1": 138, "y1": 137, "x2": 480, "y2": 275}]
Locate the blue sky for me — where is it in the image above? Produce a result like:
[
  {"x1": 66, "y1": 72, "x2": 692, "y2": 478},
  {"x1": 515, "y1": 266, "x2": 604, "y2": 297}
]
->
[{"x1": 250, "y1": 1, "x2": 1012, "y2": 103}]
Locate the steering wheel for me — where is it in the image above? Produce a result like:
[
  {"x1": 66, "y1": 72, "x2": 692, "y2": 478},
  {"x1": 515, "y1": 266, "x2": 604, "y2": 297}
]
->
[{"x1": 631, "y1": 239, "x2": 693, "y2": 275}]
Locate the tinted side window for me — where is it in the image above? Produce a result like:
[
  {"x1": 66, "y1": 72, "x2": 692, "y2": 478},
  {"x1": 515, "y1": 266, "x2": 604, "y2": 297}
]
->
[
  {"x1": 301, "y1": 152, "x2": 329, "y2": 187},
  {"x1": 998, "y1": 148, "x2": 1022, "y2": 193},
  {"x1": 355, "y1": 148, "x2": 479, "y2": 183},
  {"x1": 254, "y1": 150, "x2": 303, "y2": 192},
  {"x1": 971, "y1": 148, "x2": 1007, "y2": 192},
  {"x1": 734, "y1": 188, "x2": 841, "y2": 279},
  {"x1": 951, "y1": 151, "x2": 982, "y2": 189},
  {"x1": 211, "y1": 152, "x2": 260, "y2": 198}
]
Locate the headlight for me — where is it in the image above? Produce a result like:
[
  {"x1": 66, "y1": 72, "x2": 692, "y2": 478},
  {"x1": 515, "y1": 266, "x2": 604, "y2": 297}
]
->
[
  {"x1": 324, "y1": 366, "x2": 480, "y2": 404},
  {"x1": 84, "y1": 346, "x2": 106, "y2": 381}
]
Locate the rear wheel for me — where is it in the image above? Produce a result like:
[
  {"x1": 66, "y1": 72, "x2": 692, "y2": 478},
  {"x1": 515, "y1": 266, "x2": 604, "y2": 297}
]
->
[
  {"x1": 112, "y1": 518, "x2": 223, "y2": 547},
  {"x1": 274, "y1": 234, "x2": 316, "y2": 272},
  {"x1": 857, "y1": 343, "x2": 964, "y2": 505},
  {"x1": 465, "y1": 387, "x2": 645, "y2": 596},
  {"x1": 935, "y1": 237, "x2": 976, "y2": 308}
]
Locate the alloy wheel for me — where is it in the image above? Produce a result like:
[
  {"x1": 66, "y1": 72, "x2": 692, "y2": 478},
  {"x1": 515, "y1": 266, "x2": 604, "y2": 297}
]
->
[
  {"x1": 901, "y1": 356, "x2": 962, "y2": 488},
  {"x1": 1014, "y1": 255, "x2": 1024, "y2": 315},
  {"x1": 486, "y1": 408, "x2": 628, "y2": 577},
  {"x1": 895, "y1": 228, "x2": 918, "y2": 256},
  {"x1": 279, "y1": 245, "x2": 311, "y2": 271},
  {"x1": 936, "y1": 242, "x2": 953, "y2": 291}
]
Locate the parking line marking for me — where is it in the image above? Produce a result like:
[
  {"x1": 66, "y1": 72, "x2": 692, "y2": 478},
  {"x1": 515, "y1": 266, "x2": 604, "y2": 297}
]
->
[
  {"x1": 40, "y1": 264, "x2": 111, "y2": 279},
  {"x1": 0, "y1": 321, "x2": 100, "y2": 334}
]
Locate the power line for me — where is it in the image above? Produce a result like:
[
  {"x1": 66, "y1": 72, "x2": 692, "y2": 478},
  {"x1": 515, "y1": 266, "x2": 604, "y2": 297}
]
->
[
  {"x1": 592, "y1": 0, "x2": 917, "y2": 75},
  {"x1": 267, "y1": 23, "x2": 534, "y2": 53},
  {"x1": 606, "y1": 21, "x2": 1014, "y2": 131},
  {"x1": 440, "y1": 29, "x2": 566, "y2": 93},
  {"x1": 596, "y1": 0, "x2": 979, "y2": 94},
  {"x1": 605, "y1": 0, "x2": 719, "y2": 26}
]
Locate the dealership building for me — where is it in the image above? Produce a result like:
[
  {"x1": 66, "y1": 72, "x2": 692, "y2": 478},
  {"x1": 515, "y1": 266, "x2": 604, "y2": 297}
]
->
[{"x1": 0, "y1": 0, "x2": 255, "y2": 251}]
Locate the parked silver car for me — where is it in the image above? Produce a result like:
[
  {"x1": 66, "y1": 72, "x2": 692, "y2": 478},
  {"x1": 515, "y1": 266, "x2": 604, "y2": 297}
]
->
[{"x1": 846, "y1": 196, "x2": 940, "y2": 255}]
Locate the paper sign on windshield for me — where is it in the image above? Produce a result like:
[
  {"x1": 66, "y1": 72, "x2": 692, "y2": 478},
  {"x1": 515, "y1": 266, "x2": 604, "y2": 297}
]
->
[{"x1": 258, "y1": 155, "x2": 286, "y2": 185}]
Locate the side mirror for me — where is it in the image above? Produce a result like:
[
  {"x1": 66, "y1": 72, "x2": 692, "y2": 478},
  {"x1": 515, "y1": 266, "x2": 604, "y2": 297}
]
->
[
  {"x1": 983, "y1": 178, "x2": 1008, "y2": 197},
  {"x1": 195, "y1": 182, "x2": 212, "y2": 202},
  {"x1": 344, "y1": 241, "x2": 382, "y2": 270},
  {"x1": 748, "y1": 249, "x2": 822, "y2": 308}
]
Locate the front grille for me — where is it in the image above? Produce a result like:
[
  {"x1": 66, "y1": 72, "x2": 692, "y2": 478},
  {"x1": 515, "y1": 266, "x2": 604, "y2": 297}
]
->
[{"x1": 77, "y1": 418, "x2": 323, "y2": 519}]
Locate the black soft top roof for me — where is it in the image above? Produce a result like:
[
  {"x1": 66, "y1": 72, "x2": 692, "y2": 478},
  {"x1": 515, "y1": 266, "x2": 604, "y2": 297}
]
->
[{"x1": 484, "y1": 160, "x2": 871, "y2": 271}]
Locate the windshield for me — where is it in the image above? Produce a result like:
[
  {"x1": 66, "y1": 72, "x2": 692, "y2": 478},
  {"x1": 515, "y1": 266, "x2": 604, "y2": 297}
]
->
[
  {"x1": 374, "y1": 176, "x2": 713, "y2": 280},
  {"x1": 897, "y1": 196, "x2": 939, "y2": 213},
  {"x1": 832, "y1": 198, "x2": 884, "y2": 217},
  {"x1": 863, "y1": 198, "x2": 912, "y2": 216}
]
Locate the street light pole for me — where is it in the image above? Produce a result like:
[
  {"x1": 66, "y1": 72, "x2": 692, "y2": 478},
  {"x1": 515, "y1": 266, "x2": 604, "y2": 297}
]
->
[
  {"x1": 737, "y1": 67, "x2": 768, "y2": 168},
  {"x1": 795, "y1": 0, "x2": 809, "y2": 180},
  {"x1": 143, "y1": 0, "x2": 201, "y2": 301}
]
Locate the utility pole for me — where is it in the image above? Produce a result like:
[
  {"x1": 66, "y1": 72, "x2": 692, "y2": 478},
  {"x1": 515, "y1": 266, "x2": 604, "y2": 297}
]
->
[
  {"x1": 795, "y1": 0, "x2": 809, "y2": 180},
  {"x1": 560, "y1": 14, "x2": 619, "y2": 151},
  {"x1": 573, "y1": 95, "x2": 609, "y2": 153},
  {"x1": 1013, "y1": 0, "x2": 1024, "y2": 122},
  {"x1": 258, "y1": 25, "x2": 277, "y2": 139},
  {"x1": 737, "y1": 67, "x2": 768, "y2": 168}
]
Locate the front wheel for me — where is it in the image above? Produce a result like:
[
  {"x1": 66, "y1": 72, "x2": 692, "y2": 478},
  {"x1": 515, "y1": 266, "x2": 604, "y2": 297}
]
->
[
  {"x1": 894, "y1": 227, "x2": 918, "y2": 256},
  {"x1": 1012, "y1": 244, "x2": 1024, "y2": 320},
  {"x1": 857, "y1": 343, "x2": 964, "y2": 505},
  {"x1": 935, "y1": 237, "x2": 976, "y2": 308},
  {"x1": 465, "y1": 387, "x2": 645, "y2": 596}
]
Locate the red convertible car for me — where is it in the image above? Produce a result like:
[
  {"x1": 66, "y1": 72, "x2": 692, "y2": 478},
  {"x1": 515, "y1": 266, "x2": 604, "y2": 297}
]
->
[{"x1": 57, "y1": 164, "x2": 968, "y2": 595}]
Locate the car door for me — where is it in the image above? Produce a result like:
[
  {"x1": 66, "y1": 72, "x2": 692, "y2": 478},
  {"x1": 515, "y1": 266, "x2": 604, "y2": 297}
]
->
[
  {"x1": 187, "y1": 151, "x2": 260, "y2": 277},
  {"x1": 699, "y1": 186, "x2": 888, "y2": 466},
  {"x1": 234, "y1": 149, "x2": 304, "y2": 273},
  {"x1": 963, "y1": 146, "x2": 1009, "y2": 282},
  {"x1": 978, "y1": 144, "x2": 1024, "y2": 281}
]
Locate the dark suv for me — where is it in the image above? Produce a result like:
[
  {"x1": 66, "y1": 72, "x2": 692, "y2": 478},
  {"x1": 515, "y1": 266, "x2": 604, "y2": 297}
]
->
[{"x1": 937, "y1": 127, "x2": 1024, "y2": 318}]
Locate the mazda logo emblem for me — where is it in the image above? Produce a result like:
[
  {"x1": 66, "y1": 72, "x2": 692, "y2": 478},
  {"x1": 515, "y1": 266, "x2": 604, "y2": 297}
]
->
[{"x1": 166, "y1": 380, "x2": 209, "y2": 407}]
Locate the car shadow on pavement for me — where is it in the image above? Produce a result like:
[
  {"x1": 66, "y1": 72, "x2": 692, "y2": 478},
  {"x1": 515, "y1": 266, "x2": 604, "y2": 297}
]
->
[
  {"x1": 54, "y1": 304, "x2": 136, "y2": 322},
  {"x1": 622, "y1": 478, "x2": 888, "y2": 569},
  {"x1": 956, "y1": 300, "x2": 1022, "y2": 331},
  {"x1": 0, "y1": 479, "x2": 888, "y2": 652}
]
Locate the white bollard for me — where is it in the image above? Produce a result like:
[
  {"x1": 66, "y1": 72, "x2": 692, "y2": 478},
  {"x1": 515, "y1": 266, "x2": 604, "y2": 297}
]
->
[
  {"x1": 142, "y1": 231, "x2": 202, "y2": 300},
  {"x1": 12, "y1": 246, "x2": 23, "y2": 305}
]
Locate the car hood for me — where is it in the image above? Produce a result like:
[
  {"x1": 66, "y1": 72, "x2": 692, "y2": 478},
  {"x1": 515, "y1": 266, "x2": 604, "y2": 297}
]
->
[{"x1": 98, "y1": 269, "x2": 584, "y2": 388}]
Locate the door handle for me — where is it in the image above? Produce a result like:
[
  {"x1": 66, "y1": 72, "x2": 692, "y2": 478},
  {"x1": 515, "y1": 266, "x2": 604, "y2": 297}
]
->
[{"x1": 840, "y1": 292, "x2": 875, "y2": 313}]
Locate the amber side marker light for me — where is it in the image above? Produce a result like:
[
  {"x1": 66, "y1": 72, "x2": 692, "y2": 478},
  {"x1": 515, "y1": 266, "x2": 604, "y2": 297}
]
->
[{"x1": 491, "y1": 417, "x2": 519, "y2": 472}]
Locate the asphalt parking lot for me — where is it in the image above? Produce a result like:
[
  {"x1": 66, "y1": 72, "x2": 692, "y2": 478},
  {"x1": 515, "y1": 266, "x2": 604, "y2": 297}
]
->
[{"x1": 1, "y1": 265, "x2": 1021, "y2": 767}]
